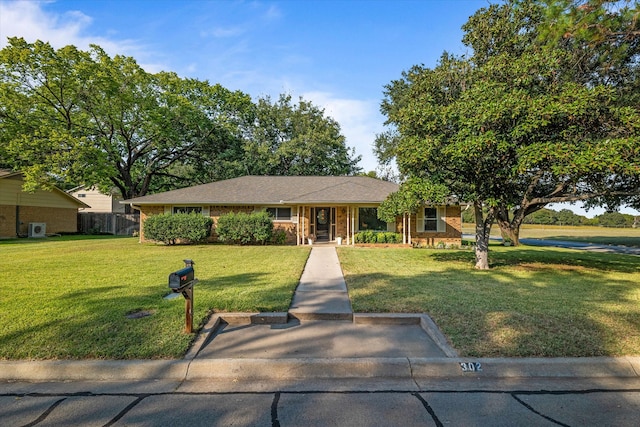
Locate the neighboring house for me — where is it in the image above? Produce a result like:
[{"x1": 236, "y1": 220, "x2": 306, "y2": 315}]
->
[
  {"x1": 122, "y1": 175, "x2": 462, "y2": 246},
  {"x1": 67, "y1": 186, "x2": 125, "y2": 213},
  {"x1": 0, "y1": 170, "x2": 89, "y2": 238}
]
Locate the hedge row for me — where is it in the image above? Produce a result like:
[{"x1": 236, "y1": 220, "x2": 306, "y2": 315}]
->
[
  {"x1": 216, "y1": 211, "x2": 274, "y2": 245},
  {"x1": 354, "y1": 230, "x2": 403, "y2": 244},
  {"x1": 143, "y1": 213, "x2": 213, "y2": 245}
]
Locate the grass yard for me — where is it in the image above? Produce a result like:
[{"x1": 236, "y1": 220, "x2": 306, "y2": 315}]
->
[
  {"x1": 0, "y1": 236, "x2": 310, "y2": 360},
  {"x1": 462, "y1": 223, "x2": 640, "y2": 248},
  {"x1": 338, "y1": 245, "x2": 640, "y2": 358}
]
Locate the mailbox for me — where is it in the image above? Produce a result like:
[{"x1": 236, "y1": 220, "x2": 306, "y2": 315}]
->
[
  {"x1": 168, "y1": 259, "x2": 197, "y2": 333},
  {"x1": 169, "y1": 266, "x2": 194, "y2": 290}
]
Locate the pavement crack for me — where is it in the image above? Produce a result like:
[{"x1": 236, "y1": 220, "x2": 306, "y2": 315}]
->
[
  {"x1": 103, "y1": 395, "x2": 147, "y2": 427},
  {"x1": 511, "y1": 393, "x2": 570, "y2": 427},
  {"x1": 21, "y1": 397, "x2": 66, "y2": 427},
  {"x1": 407, "y1": 357, "x2": 421, "y2": 390},
  {"x1": 411, "y1": 392, "x2": 443, "y2": 427},
  {"x1": 271, "y1": 391, "x2": 281, "y2": 427}
]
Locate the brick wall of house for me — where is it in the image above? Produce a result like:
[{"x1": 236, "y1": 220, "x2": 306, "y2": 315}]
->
[
  {"x1": 0, "y1": 205, "x2": 16, "y2": 237},
  {"x1": 335, "y1": 207, "x2": 348, "y2": 240},
  {"x1": 0, "y1": 205, "x2": 78, "y2": 237},
  {"x1": 137, "y1": 204, "x2": 462, "y2": 246},
  {"x1": 408, "y1": 205, "x2": 462, "y2": 246}
]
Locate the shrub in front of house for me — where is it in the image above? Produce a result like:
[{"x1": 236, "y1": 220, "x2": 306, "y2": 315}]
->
[
  {"x1": 271, "y1": 229, "x2": 287, "y2": 245},
  {"x1": 216, "y1": 211, "x2": 274, "y2": 245},
  {"x1": 144, "y1": 213, "x2": 213, "y2": 245},
  {"x1": 354, "y1": 231, "x2": 402, "y2": 244}
]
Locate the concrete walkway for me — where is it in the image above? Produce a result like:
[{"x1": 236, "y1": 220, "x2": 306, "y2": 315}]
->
[{"x1": 288, "y1": 246, "x2": 353, "y2": 320}]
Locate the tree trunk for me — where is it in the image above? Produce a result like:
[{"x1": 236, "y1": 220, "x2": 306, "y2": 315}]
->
[
  {"x1": 496, "y1": 217, "x2": 521, "y2": 246},
  {"x1": 495, "y1": 201, "x2": 548, "y2": 247},
  {"x1": 474, "y1": 202, "x2": 495, "y2": 270}
]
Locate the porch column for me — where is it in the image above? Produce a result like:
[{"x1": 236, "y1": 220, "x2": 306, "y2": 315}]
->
[
  {"x1": 403, "y1": 213, "x2": 407, "y2": 244},
  {"x1": 302, "y1": 206, "x2": 305, "y2": 245},
  {"x1": 345, "y1": 207, "x2": 349, "y2": 245},
  {"x1": 296, "y1": 205, "x2": 300, "y2": 246},
  {"x1": 408, "y1": 213, "x2": 412, "y2": 245},
  {"x1": 351, "y1": 206, "x2": 355, "y2": 245}
]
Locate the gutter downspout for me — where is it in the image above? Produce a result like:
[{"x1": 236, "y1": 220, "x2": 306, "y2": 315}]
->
[
  {"x1": 130, "y1": 204, "x2": 142, "y2": 243},
  {"x1": 15, "y1": 205, "x2": 22, "y2": 237}
]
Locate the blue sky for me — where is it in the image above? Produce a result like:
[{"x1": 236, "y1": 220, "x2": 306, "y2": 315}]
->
[{"x1": 1, "y1": 0, "x2": 637, "y2": 217}]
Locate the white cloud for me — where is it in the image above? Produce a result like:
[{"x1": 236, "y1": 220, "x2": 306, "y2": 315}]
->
[
  {"x1": 0, "y1": 0, "x2": 159, "y2": 71},
  {"x1": 303, "y1": 91, "x2": 384, "y2": 172},
  {"x1": 201, "y1": 26, "x2": 245, "y2": 38}
]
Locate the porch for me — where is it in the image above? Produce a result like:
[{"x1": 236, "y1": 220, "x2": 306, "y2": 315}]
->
[{"x1": 293, "y1": 205, "x2": 391, "y2": 246}]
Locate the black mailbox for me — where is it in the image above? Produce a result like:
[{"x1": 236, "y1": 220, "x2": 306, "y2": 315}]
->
[
  {"x1": 169, "y1": 266, "x2": 194, "y2": 290},
  {"x1": 168, "y1": 259, "x2": 196, "y2": 333}
]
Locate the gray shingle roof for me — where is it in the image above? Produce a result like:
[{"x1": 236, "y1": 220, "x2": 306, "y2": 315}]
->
[{"x1": 124, "y1": 176, "x2": 400, "y2": 205}]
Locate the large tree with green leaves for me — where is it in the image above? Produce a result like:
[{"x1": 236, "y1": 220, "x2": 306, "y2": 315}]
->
[
  {"x1": 244, "y1": 94, "x2": 361, "y2": 176},
  {"x1": 1, "y1": 39, "x2": 360, "y2": 203},
  {"x1": 0, "y1": 37, "x2": 254, "y2": 200},
  {"x1": 377, "y1": 0, "x2": 639, "y2": 268}
]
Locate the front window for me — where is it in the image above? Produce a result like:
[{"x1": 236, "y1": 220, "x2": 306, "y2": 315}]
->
[
  {"x1": 424, "y1": 207, "x2": 438, "y2": 231},
  {"x1": 358, "y1": 207, "x2": 387, "y2": 231},
  {"x1": 173, "y1": 206, "x2": 202, "y2": 214},
  {"x1": 266, "y1": 207, "x2": 292, "y2": 221}
]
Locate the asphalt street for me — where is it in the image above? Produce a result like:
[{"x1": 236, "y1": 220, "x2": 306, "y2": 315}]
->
[
  {"x1": 462, "y1": 234, "x2": 640, "y2": 256},
  {"x1": 2, "y1": 378, "x2": 640, "y2": 427},
  {"x1": 518, "y1": 238, "x2": 640, "y2": 256}
]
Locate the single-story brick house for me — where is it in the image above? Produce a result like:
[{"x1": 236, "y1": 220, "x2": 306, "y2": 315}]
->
[
  {"x1": 123, "y1": 175, "x2": 462, "y2": 245},
  {"x1": 0, "y1": 169, "x2": 90, "y2": 238}
]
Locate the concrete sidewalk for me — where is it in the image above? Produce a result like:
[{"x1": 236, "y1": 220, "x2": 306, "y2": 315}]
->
[{"x1": 288, "y1": 246, "x2": 353, "y2": 320}]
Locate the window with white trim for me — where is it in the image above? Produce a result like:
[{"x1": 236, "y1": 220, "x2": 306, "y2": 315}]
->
[
  {"x1": 173, "y1": 206, "x2": 202, "y2": 214},
  {"x1": 266, "y1": 207, "x2": 292, "y2": 221},
  {"x1": 417, "y1": 206, "x2": 446, "y2": 232},
  {"x1": 357, "y1": 207, "x2": 388, "y2": 231}
]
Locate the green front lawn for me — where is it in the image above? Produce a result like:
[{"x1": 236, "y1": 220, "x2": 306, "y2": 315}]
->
[
  {"x1": 4, "y1": 236, "x2": 639, "y2": 359},
  {"x1": 0, "y1": 236, "x2": 310, "y2": 359},
  {"x1": 338, "y1": 245, "x2": 640, "y2": 357}
]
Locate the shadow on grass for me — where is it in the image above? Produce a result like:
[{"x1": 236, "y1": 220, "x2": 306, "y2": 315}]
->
[
  {"x1": 344, "y1": 248, "x2": 640, "y2": 358},
  {"x1": 429, "y1": 247, "x2": 640, "y2": 273},
  {"x1": 0, "y1": 234, "x2": 133, "y2": 245},
  {"x1": 0, "y1": 271, "x2": 292, "y2": 360}
]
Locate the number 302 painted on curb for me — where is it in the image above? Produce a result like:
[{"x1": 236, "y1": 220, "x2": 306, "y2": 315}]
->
[{"x1": 460, "y1": 362, "x2": 483, "y2": 372}]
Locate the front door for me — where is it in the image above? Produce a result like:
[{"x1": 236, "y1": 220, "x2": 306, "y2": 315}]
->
[{"x1": 315, "y1": 207, "x2": 330, "y2": 241}]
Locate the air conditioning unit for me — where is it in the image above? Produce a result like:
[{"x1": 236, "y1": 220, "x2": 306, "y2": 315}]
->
[{"x1": 29, "y1": 222, "x2": 46, "y2": 238}]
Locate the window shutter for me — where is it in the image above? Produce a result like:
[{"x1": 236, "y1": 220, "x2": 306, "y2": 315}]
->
[
  {"x1": 437, "y1": 206, "x2": 446, "y2": 232},
  {"x1": 387, "y1": 221, "x2": 395, "y2": 232},
  {"x1": 416, "y1": 208, "x2": 425, "y2": 232}
]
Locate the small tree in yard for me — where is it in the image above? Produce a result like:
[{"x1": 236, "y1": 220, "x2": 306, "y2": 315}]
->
[
  {"x1": 216, "y1": 211, "x2": 273, "y2": 245},
  {"x1": 144, "y1": 213, "x2": 213, "y2": 245}
]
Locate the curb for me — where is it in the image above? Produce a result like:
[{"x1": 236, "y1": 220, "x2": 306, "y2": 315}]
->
[
  {"x1": 3, "y1": 313, "x2": 639, "y2": 382},
  {"x1": 0, "y1": 360, "x2": 189, "y2": 381},
  {"x1": 1, "y1": 357, "x2": 639, "y2": 382}
]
